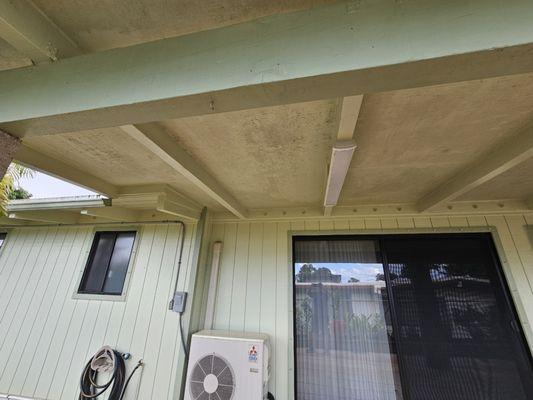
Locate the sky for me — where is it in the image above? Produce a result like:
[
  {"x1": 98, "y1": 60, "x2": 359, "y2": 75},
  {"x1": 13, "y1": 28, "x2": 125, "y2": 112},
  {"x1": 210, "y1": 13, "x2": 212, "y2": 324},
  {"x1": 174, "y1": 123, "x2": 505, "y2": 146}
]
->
[
  {"x1": 295, "y1": 262, "x2": 385, "y2": 283},
  {"x1": 17, "y1": 170, "x2": 98, "y2": 198}
]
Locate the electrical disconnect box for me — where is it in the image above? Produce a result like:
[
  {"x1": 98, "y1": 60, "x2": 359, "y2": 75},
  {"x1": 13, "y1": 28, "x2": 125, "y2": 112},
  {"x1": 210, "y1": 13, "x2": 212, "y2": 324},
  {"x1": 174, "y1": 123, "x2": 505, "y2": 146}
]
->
[{"x1": 171, "y1": 291, "x2": 187, "y2": 313}]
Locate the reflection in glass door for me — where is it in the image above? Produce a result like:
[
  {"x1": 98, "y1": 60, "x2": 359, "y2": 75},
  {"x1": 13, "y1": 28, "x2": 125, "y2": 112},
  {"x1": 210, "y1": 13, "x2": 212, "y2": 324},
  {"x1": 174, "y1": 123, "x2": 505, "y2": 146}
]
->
[
  {"x1": 293, "y1": 239, "x2": 403, "y2": 400},
  {"x1": 382, "y1": 234, "x2": 533, "y2": 400},
  {"x1": 293, "y1": 234, "x2": 533, "y2": 400}
]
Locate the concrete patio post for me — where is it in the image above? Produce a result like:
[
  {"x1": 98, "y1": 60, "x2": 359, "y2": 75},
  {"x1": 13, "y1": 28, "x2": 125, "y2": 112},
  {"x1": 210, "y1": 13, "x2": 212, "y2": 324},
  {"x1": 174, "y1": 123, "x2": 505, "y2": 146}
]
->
[{"x1": 0, "y1": 129, "x2": 20, "y2": 180}]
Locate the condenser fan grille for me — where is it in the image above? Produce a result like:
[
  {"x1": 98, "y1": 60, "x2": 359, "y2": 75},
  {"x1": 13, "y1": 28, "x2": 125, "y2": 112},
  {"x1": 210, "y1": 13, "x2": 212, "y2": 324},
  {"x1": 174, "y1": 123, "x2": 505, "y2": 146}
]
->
[{"x1": 189, "y1": 354, "x2": 235, "y2": 400}]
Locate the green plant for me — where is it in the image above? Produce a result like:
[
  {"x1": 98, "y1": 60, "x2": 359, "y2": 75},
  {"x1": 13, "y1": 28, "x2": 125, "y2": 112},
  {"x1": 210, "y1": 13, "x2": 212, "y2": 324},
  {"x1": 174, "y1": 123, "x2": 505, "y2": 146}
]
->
[
  {"x1": 296, "y1": 296, "x2": 313, "y2": 336},
  {"x1": 346, "y1": 313, "x2": 386, "y2": 336},
  {"x1": 8, "y1": 187, "x2": 32, "y2": 200},
  {"x1": 0, "y1": 163, "x2": 34, "y2": 215}
]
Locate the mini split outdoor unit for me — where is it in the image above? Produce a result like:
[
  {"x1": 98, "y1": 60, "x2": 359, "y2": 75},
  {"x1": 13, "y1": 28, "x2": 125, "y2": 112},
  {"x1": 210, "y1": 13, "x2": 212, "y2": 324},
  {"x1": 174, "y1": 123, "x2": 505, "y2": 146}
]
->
[{"x1": 184, "y1": 330, "x2": 270, "y2": 400}]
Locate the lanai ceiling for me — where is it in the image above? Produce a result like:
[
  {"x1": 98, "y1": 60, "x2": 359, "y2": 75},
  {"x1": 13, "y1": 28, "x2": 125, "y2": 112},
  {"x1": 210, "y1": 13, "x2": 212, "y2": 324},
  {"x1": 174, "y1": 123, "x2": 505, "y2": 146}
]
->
[
  {"x1": 32, "y1": 0, "x2": 336, "y2": 52},
  {"x1": 1, "y1": 0, "x2": 533, "y2": 219},
  {"x1": 0, "y1": 0, "x2": 335, "y2": 70},
  {"x1": 22, "y1": 72, "x2": 533, "y2": 213}
]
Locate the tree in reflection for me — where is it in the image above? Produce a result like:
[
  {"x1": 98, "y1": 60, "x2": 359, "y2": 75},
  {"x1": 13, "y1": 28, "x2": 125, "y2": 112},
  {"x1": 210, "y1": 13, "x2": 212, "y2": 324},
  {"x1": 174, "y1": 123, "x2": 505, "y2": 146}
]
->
[
  {"x1": 376, "y1": 272, "x2": 398, "y2": 281},
  {"x1": 296, "y1": 263, "x2": 341, "y2": 283}
]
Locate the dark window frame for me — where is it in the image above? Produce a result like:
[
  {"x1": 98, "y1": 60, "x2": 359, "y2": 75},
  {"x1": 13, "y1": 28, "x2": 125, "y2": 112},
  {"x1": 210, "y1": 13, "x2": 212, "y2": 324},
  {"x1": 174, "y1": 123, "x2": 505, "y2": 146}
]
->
[{"x1": 78, "y1": 230, "x2": 137, "y2": 296}]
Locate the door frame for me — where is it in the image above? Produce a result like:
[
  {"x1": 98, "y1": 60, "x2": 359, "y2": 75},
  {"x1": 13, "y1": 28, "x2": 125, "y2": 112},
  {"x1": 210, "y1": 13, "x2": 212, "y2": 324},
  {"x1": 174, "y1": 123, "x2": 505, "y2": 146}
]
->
[{"x1": 287, "y1": 225, "x2": 532, "y2": 400}]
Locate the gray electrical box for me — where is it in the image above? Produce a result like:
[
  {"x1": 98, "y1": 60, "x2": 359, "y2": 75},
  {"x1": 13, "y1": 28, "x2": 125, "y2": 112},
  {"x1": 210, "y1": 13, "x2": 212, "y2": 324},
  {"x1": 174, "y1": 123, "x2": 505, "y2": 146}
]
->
[{"x1": 171, "y1": 291, "x2": 187, "y2": 313}]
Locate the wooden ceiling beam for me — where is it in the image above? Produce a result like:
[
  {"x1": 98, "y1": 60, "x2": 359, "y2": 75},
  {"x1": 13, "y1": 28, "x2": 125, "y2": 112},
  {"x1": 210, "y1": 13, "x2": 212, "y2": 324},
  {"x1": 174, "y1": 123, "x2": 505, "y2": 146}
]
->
[
  {"x1": 8, "y1": 210, "x2": 80, "y2": 224},
  {"x1": 123, "y1": 124, "x2": 247, "y2": 219},
  {"x1": 417, "y1": 127, "x2": 533, "y2": 212},
  {"x1": 3, "y1": 0, "x2": 533, "y2": 136},
  {"x1": 0, "y1": 217, "x2": 35, "y2": 226},
  {"x1": 156, "y1": 197, "x2": 201, "y2": 221},
  {"x1": 0, "y1": 0, "x2": 81, "y2": 63},
  {"x1": 80, "y1": 207, "x2": 140, "y2": 222}
]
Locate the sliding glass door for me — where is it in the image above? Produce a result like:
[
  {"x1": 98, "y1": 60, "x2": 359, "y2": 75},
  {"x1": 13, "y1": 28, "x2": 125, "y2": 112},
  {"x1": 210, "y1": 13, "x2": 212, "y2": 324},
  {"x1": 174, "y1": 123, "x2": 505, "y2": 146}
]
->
[
  {"x1": 293, "y1": 238, "x2": 403, "y2": 400},
  {"x1": 293, "y1": 234, "x2": 533, "y2": 400}
]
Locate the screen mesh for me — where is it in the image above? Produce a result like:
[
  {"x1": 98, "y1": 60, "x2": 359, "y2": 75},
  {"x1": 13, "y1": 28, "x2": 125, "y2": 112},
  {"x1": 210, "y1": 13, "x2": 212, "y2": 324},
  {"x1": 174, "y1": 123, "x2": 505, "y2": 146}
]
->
[{"x1": 384, "y1": 235, "x2": 533, "y2": 400}]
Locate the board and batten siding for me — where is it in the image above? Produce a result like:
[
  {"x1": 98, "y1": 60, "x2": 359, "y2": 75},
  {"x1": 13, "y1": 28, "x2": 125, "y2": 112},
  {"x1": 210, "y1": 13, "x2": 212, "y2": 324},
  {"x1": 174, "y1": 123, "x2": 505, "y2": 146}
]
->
[
  {"x1": 208, "y1": 213, "x2": 533, "y2": 400},
  {"x1": 0, "y1": 223, "x2": 196, "y2": 400}
]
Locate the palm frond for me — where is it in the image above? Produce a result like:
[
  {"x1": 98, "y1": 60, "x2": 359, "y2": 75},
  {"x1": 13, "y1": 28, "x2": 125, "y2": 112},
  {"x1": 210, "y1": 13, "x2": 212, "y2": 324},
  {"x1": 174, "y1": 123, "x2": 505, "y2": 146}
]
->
[{"x1": 0, "y1": 163, "x2": 34, "y2": 216}]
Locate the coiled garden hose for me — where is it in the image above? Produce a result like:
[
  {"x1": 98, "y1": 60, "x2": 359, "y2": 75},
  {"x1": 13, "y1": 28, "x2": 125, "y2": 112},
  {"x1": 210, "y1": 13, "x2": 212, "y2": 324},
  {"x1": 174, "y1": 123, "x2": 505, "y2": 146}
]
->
[{"x1": 79, "y1": 346, "x2": 143, "y2": 400}]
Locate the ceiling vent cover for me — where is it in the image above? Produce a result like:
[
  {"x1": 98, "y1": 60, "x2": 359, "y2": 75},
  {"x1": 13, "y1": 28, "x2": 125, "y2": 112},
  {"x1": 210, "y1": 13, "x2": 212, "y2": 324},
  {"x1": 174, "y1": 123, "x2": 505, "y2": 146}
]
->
[{"x1": 189, "y1": 354, "x2": 235, "y2": 400}]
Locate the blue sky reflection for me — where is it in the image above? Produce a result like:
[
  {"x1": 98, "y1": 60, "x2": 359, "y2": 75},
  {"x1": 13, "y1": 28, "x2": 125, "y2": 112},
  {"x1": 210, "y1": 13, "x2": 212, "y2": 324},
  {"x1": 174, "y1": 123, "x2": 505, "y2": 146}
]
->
[{"x1": 295, "y1": 262, "x2": 385, "y2": 283}]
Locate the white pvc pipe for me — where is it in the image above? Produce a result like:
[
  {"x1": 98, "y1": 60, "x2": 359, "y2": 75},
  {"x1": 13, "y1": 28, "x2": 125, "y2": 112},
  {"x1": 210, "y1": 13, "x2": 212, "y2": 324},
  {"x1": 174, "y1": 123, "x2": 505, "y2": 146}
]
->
[{"x1": 203, "y1": 241, "x2": 223, "y2": 329}]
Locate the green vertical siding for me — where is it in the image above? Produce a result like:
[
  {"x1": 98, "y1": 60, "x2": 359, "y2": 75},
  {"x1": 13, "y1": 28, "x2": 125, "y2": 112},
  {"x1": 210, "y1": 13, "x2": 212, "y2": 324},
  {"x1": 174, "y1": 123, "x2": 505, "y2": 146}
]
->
[
  {"x1": 0, "y1": 223, "x2": 196, "y2": 400},
  {"x1": 209, "y1": 213, "x2": 533, "y2": 400}
]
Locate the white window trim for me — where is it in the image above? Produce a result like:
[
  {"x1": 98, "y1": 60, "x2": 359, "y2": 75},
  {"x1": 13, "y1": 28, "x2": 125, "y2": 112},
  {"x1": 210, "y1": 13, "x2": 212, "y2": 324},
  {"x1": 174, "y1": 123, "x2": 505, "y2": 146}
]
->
[{"x1": 0, "y1": 229, "x2": 12, "y2": 258}]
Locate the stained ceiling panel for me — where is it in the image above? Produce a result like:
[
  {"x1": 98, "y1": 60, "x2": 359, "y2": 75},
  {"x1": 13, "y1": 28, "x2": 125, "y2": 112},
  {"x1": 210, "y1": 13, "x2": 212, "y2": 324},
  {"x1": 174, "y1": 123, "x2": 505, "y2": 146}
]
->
[
  {"x1": 32, "y1": 0, "x2": 334, "y2": 52},
  {"x1": 160, "y1": 100, "x2": 338, "y2": 209},
  {"x1": 24, "y1": 127, "x2": 224, "y2": 209},
  {"x1": 457, "y1": 157, "x2": 533, "y2": 201},
  {"x1": 18, "y1": 73, "x2": 533, "y2": 211},
  {"x1": 0, "y1": 38, "x2": 31, "y2": 71},
  {"x1": 339, "y1": 73, "x2": 533, "y2": 205}
]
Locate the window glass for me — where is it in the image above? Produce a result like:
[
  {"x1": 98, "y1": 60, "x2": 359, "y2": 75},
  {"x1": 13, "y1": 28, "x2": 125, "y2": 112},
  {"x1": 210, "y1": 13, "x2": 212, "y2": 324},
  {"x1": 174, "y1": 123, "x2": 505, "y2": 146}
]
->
[
  {"x1": 294, "y1": 235, "x2": 533, "y2": 400},
  {"x1": 294, "y1": 238, "x2": 403, "y2": 400},
  {"x1": 102, "y1": 232, "x2": 136, "y2": 294},
  {"x1": 79, "y1": 231, "x2": 136, "y2": 295}
]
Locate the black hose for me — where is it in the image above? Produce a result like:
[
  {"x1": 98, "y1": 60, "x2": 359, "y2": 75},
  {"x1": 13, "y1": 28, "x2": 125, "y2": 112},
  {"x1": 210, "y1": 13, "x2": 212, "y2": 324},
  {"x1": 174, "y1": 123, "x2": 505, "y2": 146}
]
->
[
  {"x1": 79, "y1": 349, "x2": 125, "y2": 399},
  {"x1": 79, "y1": 348, "x2": 143, "y2": 400},
  {"x1": 120, "y1": 359, "x2": 144, "y2": 399}
]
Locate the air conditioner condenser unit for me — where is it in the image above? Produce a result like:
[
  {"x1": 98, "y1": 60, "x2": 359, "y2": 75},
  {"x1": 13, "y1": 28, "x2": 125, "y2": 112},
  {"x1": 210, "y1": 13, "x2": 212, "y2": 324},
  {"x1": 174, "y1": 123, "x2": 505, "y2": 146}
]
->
[{"x1": 184, "y1": 330, "x2": 270, "y2": 400}]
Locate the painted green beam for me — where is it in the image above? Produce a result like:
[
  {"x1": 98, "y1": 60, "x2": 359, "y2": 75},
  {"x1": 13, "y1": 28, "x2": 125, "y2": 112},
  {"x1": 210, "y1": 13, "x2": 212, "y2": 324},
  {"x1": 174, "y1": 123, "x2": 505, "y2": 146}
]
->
[{"x1": 2, "y1": 0, "x2": 533, "y2": 137}]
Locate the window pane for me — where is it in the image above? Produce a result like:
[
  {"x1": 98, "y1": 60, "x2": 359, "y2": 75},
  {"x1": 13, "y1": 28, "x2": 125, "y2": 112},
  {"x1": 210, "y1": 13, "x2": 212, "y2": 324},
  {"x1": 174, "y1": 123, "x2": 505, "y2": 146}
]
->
[
  {"x1": 294, "y1": 238, "x2": 403, "y2": 400},
  {"x1": 80, "y1": 232, "x2": 116, "y2": 293},
  {"x1": 102, "y1": 232, "x2": 135, "y2": 294}
]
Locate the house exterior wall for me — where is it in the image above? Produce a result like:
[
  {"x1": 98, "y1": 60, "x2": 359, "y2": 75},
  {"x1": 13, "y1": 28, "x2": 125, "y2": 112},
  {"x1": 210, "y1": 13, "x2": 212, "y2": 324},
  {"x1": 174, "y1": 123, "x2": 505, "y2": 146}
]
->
[
  {"x1": 0, "y1": 214, "x2": 532, "y2": 400},
  {"x1": 207, "y1": 213, "x2": 533, "y2": 400},
  {"x1": 0, "y1": 222, "x2": 197, "y2": 400}
]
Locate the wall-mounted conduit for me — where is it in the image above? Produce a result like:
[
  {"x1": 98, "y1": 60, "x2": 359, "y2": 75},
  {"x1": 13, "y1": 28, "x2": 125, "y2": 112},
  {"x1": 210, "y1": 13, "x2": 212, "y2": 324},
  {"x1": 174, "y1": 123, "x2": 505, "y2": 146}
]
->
[{"x1": 203, "y1": 241, "x2": 223, "y2": 329}]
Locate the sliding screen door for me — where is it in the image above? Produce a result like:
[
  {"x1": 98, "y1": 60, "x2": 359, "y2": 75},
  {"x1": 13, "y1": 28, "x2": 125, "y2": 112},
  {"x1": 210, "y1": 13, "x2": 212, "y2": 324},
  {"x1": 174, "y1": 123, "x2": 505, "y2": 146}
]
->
[
  {"x1": 383, "y1": 234, "x2": 533, "y2": 400},
  {"x1": 293, "y1": 238, "x2": 403, "y2": 400},
  {"x1": 293, "y1": 234, "x2": 533, "y2": 400}
]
